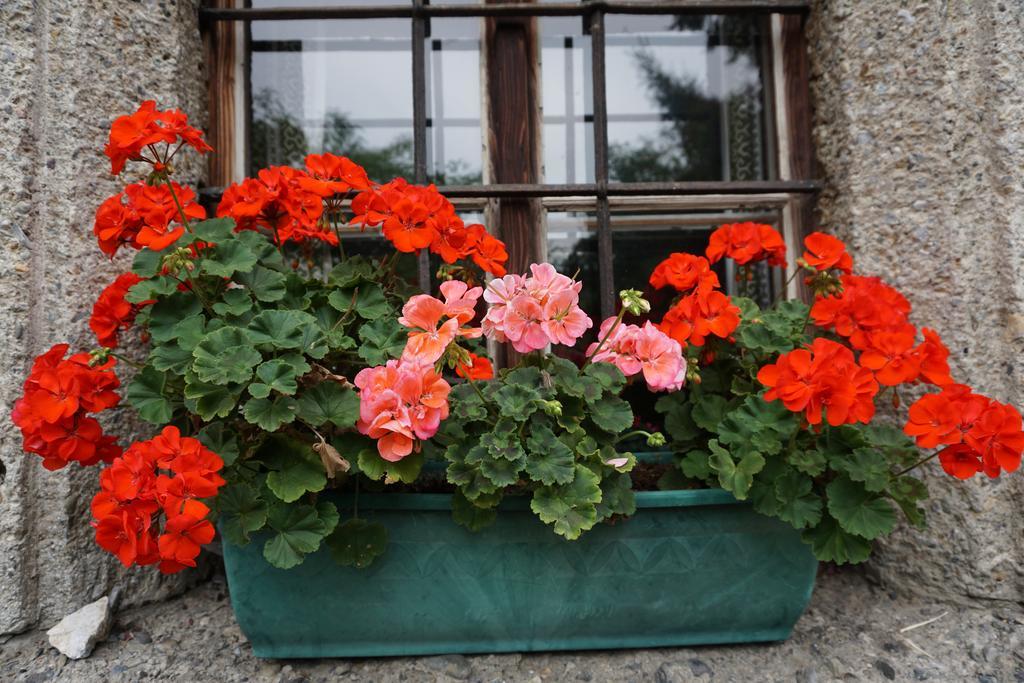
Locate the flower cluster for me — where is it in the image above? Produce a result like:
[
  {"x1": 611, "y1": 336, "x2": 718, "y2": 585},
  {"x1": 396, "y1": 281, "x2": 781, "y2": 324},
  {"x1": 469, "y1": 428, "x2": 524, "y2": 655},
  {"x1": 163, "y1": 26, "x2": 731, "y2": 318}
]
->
[
  {"x1": 398, "y1": 280, "x2": 483, "y2": 364},
  {"x1": 758, "y1": 337, "x2": 879, "y2": 427},
  {"x1": 650, "y1": 252, "x2": 741, "y2": 348},
  {"x1": 801, "y1": 232, "x2": 853, "y2": 274},
  {"x1": 905, "y1": 385, "x2": 1024, "y2": 480},
  {"x1": 588, "y1": 319, "x2": 686, "y2": 392},
  {"x1": 89, "y1": 273, "x2": 152, "y2": 348},
  {"x1": 104, "y1": 100, "x2": 212, "y2": 176},
  {"x1": 94, "y1": 181, "x2": 206, "y2": 256},
  {"x1": 217, "y1": 165, "x2": 337, "y2": 245},
  {"x1": 12, "y1": 345, "x2": 122, "y2": 471},
  {"x1": 481, "y1": 263, "x2": 593, "y2": 353},
  {"x1": 92, "y1": 426, "x2": 224, "y2": 573},
  {"x1": 455, "y1": 352, "x2": 494, "y2": 380},
  {"x1": 355, "y1": 361, "x2": 451, "y2": 461},
  {"x1": 353, "y1": 179, "x2": 508, "y2": 275},
  {"x1": 705, "y1": 222, "x2": 787, "y2": 267}
]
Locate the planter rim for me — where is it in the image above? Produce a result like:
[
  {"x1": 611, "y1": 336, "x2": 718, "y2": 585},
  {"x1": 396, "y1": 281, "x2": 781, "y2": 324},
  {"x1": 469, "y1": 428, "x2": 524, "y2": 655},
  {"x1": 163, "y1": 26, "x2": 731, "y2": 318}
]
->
[{"x1": 347, "y1": 487, "x2": 739, "y2": 512}]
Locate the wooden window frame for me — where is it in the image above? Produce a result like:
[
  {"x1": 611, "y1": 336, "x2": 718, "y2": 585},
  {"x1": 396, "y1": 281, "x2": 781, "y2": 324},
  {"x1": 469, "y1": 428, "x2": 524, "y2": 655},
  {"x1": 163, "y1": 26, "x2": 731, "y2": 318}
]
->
[{"x1": 200, "y1": 0, "x2": 819, "y2": 309}]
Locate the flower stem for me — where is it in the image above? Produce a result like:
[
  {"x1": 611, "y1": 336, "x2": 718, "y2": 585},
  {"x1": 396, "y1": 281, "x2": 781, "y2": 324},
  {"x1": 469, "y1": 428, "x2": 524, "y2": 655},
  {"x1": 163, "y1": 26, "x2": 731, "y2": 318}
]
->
[
  {"x1": 162, "y1": 176, "x2": 193, "y2": 234},
  {"x1": 894, "y1": 452, "x2": 939, "y2": 478},
  {"x1": 583, "y1": 307, "x2": 626, "y2": 367},
  {"x1": 615, "y1": 430, "x2": 652, "y2": 444},
  {"x1": 109, "y1": 352, "x2": 144, "y2": 369}
]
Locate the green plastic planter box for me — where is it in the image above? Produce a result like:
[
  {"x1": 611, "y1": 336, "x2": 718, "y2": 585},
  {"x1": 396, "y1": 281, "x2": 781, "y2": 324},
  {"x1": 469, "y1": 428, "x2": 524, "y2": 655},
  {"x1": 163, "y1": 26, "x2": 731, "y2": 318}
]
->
[{"x1": 222, "y1": 486, "x2": 818, "y2": 658}]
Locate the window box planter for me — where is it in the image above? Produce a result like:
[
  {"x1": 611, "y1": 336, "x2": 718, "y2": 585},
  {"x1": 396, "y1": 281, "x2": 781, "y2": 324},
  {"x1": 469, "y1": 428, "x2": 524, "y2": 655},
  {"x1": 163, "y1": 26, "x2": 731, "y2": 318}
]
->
[{"x1": 222, "y1": 485, "x2": 817, "y2": 658}]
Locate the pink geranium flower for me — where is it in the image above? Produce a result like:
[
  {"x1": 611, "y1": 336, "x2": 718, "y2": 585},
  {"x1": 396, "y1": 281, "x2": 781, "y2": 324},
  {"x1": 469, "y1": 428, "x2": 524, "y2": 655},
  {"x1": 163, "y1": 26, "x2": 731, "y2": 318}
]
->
[
  {"x1": 481, "y1": 263, "x2": 592, "y2": 350},
  {"x1": 587, "y1": 319, "x2": 686, "y2": 392},
  {"x1": 355, "y1": 360, "x2": 451, "y2": 461}
]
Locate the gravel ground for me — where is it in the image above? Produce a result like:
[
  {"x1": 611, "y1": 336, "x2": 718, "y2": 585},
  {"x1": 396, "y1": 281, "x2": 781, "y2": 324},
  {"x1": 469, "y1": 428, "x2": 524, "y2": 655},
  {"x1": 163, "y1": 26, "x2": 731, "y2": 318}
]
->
[{"x1": 1, "y1": 568, "x2": 1021, "y2": 683}]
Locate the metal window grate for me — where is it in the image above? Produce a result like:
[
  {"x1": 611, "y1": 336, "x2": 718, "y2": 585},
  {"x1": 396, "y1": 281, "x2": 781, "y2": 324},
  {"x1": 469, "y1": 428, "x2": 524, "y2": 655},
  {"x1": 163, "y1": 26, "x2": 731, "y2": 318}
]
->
[{"x1": 200, "y1": 0, "x2": 817, "y2": 311}]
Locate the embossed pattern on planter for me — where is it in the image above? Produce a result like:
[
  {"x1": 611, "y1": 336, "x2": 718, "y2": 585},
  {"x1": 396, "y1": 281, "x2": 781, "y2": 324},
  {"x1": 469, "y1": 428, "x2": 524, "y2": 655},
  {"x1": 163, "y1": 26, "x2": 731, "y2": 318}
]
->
[{"x1": 223, "y1": 490, "x2": 818, "y2": 658}]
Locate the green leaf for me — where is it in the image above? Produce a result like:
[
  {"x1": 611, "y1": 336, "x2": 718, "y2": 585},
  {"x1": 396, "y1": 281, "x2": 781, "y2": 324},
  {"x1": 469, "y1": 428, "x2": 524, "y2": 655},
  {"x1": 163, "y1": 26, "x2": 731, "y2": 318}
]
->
[
  {"x1": 449, "y1": 383, "x2": 488, "y2": 421},
  {"x1": 801, "y1": 514, "x2": 873, "y2": 565},
  {"x1": 243, "y1": 395, "x2": 297, "y2": 431},
  {"x1": 446, "y1": 446, "x2": 499, "y2": 501},
  {"x1": 201, "y1": 240, "x2": 258, "y2": 277},
  {"x1": 707, "y1": 439, "x2": 764, "y2": 500},
  {"x1": 249, "y1": 359, "x2": 301, "y2": 398},
  {"x1": 583, "y1": 362, "x2": 626, "y2": 392},
  {"x1": 172, "y1": 315, "x2": 220, "y2": 352},
  {"x1": 524, "y1": 425, "x2": 576, "y2": 485},
  {"x1": 183, "y1": 376, "x2": 242, "y2": 420},
  {"x1": 357, "y1": 448, "x2": 423, "y2": 484},
  {"x1": 691, "y1": 394, "x2": 730, "y2": 431},
  {"x1": 328, "y1": 283, "x2": 390, "y2": 321},
  {"x1": 147, "y1": 292, "x2": 202, "y2": 343},
  {"x1": 595, "y1": 472, "x2": 636, "y2": 522},
  {"x1": 148, "y1": 342, "x2": 193, "y2": 375},
  {"x1": 235, "y1": 229, "x2": 282, "y2": 267},
  {"x1": 326, "y1": 518, "x2": 388, "y2": 569},
  {"x1": 655, "y1": 395, "x2": 702, "y2": 443},
  {"x1": 588, "y1": 395, "x2": 633, "y2": 434},
  {"x1": 218, "y1": 484, "x2": 268, "y2": 546},
  {"x1": 826, "y1": 476, "x2": 897, "y2": 540},
  {"x1": 192, "y1": 217, "x2": 236, "y2": 243},
  {"x1": 126, "y1": 276, "x2": 179, "y2": 303},
  {"x1": 787, "y1": 448, "x2": 828, "y2": 477},
  {"x1": 212, "y1": 289, "x2": 253, "y2": 317},
  {"x1": 679, "y1": 449, "x2": 712, "y2": 480},
  {"x1": 316, "y1": 501, "x2": 340, "y2": 537},
  {"x1": 237, "y1": 265, "x2": 287, "y2": 302},
  {"x1": 889, "y1": 475, "x2": 928, "y2": 528},
  {"x1": 480, "y1": 431, "x2": 526, "y2": 462},
  {"x1": 132, "y1": 244, "x2": 177, "y2": 278},
  {"x1": 262, "y1": 438, "x2": 327, "y2": 502},
  {"x1": 451, "y1": 490, "x2": 497, "y2": 531},
  {"x1": 247, "y1": 310, "x2": 318, "y2": 350},
  {"x1": 295, "y1": 382, "x2": 359, "y2": 429},
  {"x1": 263, "y1": 503, "x2": 330, "y2": 569},
  {"x1": 197, "y1": 422, "x2": 241, "y2": 466},
  {"x1": 357, "y1": 318, "x2": 406, "y2": 365},
  {"x1": 492, "y1": 384, "x2": 540, "y2": 419},
  {"x1": 125, "y1": 366, "x2": 177, "y2": 424},
  {"x1": 773, "y1": 470, "x2": 822, "y2": 529},
  {"x1": 716, "y1": 396, "x2": 796, "y2": 456},
  {"x1": 328, "y1": 256, "x2": 375, "y2": 288},
  {"x1": 192, "y1": 327, "x2": 259, "y2": 383},
  {"x1": 530, "y1": 465, "x2": 602, "y2": 540},
  {"x1": 834, "y1": 447, "x2": 892, "y2": 492},
  {"x1": 737, "y1": 300, "x2": 810, "y2": 354},
  {"x1": 478, "y1": 456, "x2": 522, "y2": 487}
]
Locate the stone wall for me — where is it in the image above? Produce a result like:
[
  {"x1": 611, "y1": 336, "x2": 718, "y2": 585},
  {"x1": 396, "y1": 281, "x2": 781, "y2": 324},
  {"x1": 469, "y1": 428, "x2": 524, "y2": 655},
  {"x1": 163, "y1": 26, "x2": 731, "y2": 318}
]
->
[
  {"x1": 0, "y1": 0, "x2": 206, "y2": 634},
  {"x1": 808, "y1": 1, "x2": 1024, "y2": 603}
]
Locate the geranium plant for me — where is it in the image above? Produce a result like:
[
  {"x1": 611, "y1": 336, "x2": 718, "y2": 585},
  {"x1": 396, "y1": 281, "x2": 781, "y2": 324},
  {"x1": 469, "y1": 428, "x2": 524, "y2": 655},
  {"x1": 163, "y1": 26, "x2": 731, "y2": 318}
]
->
[{"x1": 11, "y1": 102, "x2": 1023, "y2": 576}]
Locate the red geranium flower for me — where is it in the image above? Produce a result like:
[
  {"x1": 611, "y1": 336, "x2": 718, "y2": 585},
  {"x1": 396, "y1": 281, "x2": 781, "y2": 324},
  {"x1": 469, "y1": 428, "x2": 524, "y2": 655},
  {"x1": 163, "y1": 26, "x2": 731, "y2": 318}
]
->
[
  {"x1": 90, "y1": 273, "x2": 152, "y2": 348},
  {"x1": 456, "y1": 353, "x2": 495, "y2": 380},
  {"x1": 810, "y1": 274, "x2": 912, "y2": 349},
  {"x1": 758, "y1": 338, "x2": 879, "y2": 426},
  {"x1": 217, "y1": 166, "x2": 335, "y2": 245},
  {"x1": 937, "y1": 444, "x2": 983, "y2": 480},
  {"x1": 649, "y1": 253, "x2": 720, "y2": 293},
  {"x1": 802, "y1": 232, "x2": 853, "y2": 273},
  {"x1": 706, "y1": 222, "x2": 787, "y2": 267},
  {"x1": 104, "y1": 100, "x2": 212, "y2": 175},
  {"x1": 93, "y1": 182, "x2": 206, "y2": 256}
]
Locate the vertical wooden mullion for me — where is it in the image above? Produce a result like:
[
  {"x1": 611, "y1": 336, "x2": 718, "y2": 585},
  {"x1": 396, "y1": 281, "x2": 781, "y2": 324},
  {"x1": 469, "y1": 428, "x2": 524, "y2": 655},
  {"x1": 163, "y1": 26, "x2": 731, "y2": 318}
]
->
[
  {"x1": 588, "y1": 8, "x2": 614, "y2": 320},
  {"x1": 412, "y1": 0, "x2": 432, "y2": 292},
  {"x1": 202, "y1": 0, "x2": 238, "y2": 187}
]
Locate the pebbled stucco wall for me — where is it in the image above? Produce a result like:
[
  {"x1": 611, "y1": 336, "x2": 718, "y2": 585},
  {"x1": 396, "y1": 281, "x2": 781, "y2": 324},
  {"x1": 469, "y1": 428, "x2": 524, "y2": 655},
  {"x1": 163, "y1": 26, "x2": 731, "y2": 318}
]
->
[
  {"x1": 808, "y1": 1, "x2": 1024, "y2": 603},
  {"x1": 0, "y1": 0, "x2": 207, "y2": 634}
]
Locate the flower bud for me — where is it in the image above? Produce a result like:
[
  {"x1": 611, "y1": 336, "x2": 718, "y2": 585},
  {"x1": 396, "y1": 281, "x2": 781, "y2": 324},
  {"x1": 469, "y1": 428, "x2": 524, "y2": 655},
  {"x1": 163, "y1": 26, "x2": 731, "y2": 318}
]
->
[
  {"x1": 541, "y1": 399, "x2": 563, "y2": 418},
  {"x1": 619, "y1": 289, "x2": 651, "y2": 316},
  {"x1": 646, "y1": 432, "x2": 667, "y2": 448}
]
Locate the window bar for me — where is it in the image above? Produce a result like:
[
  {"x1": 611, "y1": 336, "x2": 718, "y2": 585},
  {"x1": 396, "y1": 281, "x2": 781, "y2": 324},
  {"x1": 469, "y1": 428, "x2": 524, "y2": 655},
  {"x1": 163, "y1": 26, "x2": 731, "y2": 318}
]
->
[
  {"x1": 412, "y1": 0, "x2": 431, "y2": 292},
  {"x1": 588, "y1": 7, "x2": 614, "y2": 319},
  {"x1": 201, "y1": 2, "x2": 812, "y2": 22}
]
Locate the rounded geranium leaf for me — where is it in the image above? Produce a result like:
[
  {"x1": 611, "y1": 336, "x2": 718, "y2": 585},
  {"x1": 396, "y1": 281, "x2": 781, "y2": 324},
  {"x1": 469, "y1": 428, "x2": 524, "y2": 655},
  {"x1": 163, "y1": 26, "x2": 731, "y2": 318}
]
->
[
  {"x1": 295, "y1": 382, "x2": 359, "y2": 429},
  {"x1": 529, "y1": 465, "x2": 602, "y2": 540},
  {"x1": 326, "y1": 518, "x2": 388, "y2": 569}
]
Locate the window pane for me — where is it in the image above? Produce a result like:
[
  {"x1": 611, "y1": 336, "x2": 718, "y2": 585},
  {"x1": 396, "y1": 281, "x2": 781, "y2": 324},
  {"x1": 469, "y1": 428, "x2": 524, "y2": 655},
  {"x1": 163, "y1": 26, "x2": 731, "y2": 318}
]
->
[
  {"x1": 540, "y1": 18, "x2": 593, "y2": 184},
  {"x1": 249, "y1": 14, "x2": 414, "y2": 179},
  {"x1": 426, "y1": 20, "x2": 483, "y2": 184},
  {"x1": 604, "y1": 14, "x2": 770, "y2": 182},
  {"x1": 610, "y1": 207, "x2": 784, "y2": 313},
  {"x1": 546, "y1": 210, "x2": 602, "y2": 357}
]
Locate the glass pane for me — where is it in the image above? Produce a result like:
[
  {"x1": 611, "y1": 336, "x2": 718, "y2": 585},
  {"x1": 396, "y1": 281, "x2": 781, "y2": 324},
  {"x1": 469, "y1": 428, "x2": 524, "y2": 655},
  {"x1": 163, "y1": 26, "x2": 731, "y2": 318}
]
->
[
  {"x1": 610, "y1": 207, "x2": 784, "y2": 314},
  {"x1": 604, "y1": 14, "x2": 770, "y2": 182},
  {"x1": 426, "y1": 20, "x2": 484, "y2": 184},
  {"x1": 249, "y1": 15, "x2": 414, "y2": 180},
  {"x1": 540, "y1": 18, "x2": 593, "y2": 184}
]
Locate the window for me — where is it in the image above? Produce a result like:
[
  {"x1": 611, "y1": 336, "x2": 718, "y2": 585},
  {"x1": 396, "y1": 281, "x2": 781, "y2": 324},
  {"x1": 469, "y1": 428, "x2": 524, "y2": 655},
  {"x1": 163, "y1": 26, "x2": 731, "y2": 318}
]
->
[{"x1": 201, "y1": 0, "x2": 818, "y2": 317}]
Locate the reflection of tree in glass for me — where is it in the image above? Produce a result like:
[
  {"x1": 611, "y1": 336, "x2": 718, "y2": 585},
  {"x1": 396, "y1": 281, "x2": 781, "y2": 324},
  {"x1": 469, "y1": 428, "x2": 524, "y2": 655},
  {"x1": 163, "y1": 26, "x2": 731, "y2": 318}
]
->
[
  {"x1": 251, "y1": 89, "x2": 480, "y2": 184},
  {"x1": 251, "y1": 89, "x2": 309, "y2": 173},
  {"x1": 608, "y1": 15, "x2": 764, "y2": 183}
]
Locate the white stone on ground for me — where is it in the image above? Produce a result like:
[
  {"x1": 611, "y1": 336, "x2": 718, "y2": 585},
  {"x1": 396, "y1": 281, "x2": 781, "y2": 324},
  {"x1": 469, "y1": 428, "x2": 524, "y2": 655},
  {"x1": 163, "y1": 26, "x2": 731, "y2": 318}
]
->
[{"x1": 45, "y1": 596, "x2": 114, "y2": 660}]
